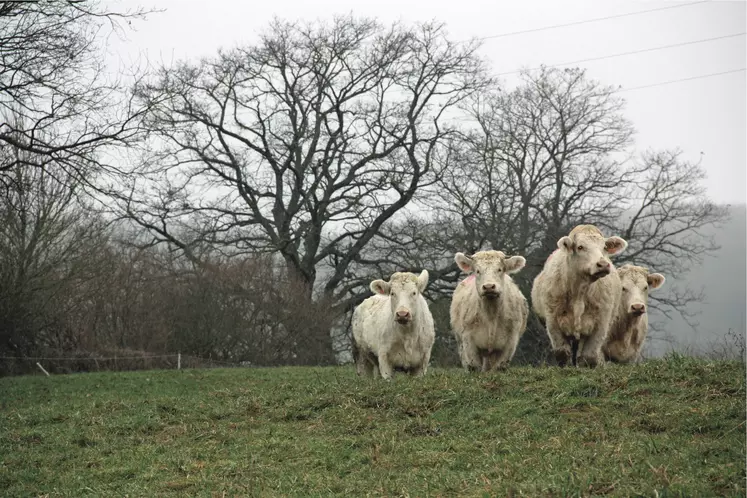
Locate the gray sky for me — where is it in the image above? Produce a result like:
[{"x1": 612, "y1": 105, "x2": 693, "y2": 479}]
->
[{"x1": 106, "y1": 0, "x2": 746, "y2": 204}]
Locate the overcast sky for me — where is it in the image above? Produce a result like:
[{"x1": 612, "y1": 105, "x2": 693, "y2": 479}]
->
[{"x1": 105, "y1": 0, "x2": 746, "y2": 204}]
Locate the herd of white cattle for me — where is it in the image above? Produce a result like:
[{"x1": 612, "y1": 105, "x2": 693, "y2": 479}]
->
[{"x1": 352, "y1": 224, "x2": 666, "y2": 379}]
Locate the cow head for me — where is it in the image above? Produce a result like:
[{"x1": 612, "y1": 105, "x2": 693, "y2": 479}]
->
[
  {"x1": 455, "y1": 250, "x2": 525, "y2": 301},
  {"x1": 618, "y1": 264, "x2": 665, "y2": 317},
  {"x1": 370, "y1": 270, "x2": 429, "y2": 325},
  {"x1": 557, "y1": 225, "x2": 627, "y2": 281}
]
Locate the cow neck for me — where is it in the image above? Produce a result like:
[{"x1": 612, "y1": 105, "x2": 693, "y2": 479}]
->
[
  {"x1": 613, "y1": 307, "x2": 644, "y2": 330},
  {"x1": 559, "y1": 254, "x2": 592, "y2": 300},
  {"x1": 479, "y1": 291, "x2": 506, "y2": 317},
  {"x1": 395, "y1": 320, "x2": 417, "y2": 334}
]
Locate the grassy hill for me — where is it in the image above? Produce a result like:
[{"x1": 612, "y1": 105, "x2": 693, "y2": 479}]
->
[{"x1": 1, "y1": 359, "x2": 744, "y2": 497}]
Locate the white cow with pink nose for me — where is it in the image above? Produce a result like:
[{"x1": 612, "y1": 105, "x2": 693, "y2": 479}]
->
[
  {"x1": 352, "y1": 270, "x2": 435, "y2": 380},
  {"x1": 603, "y1": 264, "x2": 666, "y2": 363},
  {"x1": 450, "y1": 250, "x2": 529, "y2": 372},
  {"x1": 531, "y1": 224, "x2": 628, "y2": 367}
]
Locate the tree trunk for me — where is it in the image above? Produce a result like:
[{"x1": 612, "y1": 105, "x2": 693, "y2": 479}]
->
[{"x1": 282, "y1": 262, "x2": 337, "y2": 365}]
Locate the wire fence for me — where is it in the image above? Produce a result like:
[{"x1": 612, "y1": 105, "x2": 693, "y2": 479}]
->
[{"x1": 0, "y1": 352, "x2": 247, "y2": 377}]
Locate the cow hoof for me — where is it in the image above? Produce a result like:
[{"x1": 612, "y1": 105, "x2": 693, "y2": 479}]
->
[
  {"x1": 554, "y1": 348, "x2": 572, "y2": 367},
  {"x1": 577, "y1": 355, "x2": 601, "y2": 368}
]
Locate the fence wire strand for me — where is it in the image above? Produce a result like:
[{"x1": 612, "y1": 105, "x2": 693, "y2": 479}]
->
[{"x1": 0, "y1": 353, "x2": 246, "y2": 374}]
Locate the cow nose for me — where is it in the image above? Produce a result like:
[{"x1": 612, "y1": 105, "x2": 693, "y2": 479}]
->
[
  {"x1": 596, "y1": 260, "x2": 610, "y2": 270},
  {"x1": 396, "y1": 310, "x2": 411, "y2": 320},
  {"x1": 482, "y1": 283, "x2": 496, "y2": 291},
  {"x1": 631, "y1": 303, "x2": 646, "y2": 313}
]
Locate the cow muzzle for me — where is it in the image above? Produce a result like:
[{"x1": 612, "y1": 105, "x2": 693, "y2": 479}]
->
[
  {"x1": 481, "y1": 283, "x2": 501, "y2": 300},
  {"x1": 395, "y1": 310, "x2": 412, "y2": 324},
  {"x1": 630, "y1": 303, "x2": 646, "y2": 316},
  {"x1": 590, "y1": 261, "x2": 611, "y2": 281}
]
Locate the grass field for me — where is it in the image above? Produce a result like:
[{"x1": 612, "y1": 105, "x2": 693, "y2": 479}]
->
[{"x1": 0, "y1": 356, "x2": 744, "y2": 497}]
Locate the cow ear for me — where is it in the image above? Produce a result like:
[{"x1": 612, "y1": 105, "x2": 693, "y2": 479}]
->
[
  {"x1": 647, "y1": 273, "x2": 665, "y2": 290},
  {"x1": 454, "y1": 252, "x2": 474, "y2": 273},
  {"x1": 604, "y1": 236, "x2": 628, "y2": 256},
  {"x1": 557, "y1": 236, "x2": 573, "y2": 252},
  {"x1": 370, "y1": 280, "x2": 390, "y2": 295},
  {"x1": 416, "y1": 270, "x2": 429, "y2": 293},
  {"x1": 504, "y1": 256, "x2": 526, "y2": 274}
]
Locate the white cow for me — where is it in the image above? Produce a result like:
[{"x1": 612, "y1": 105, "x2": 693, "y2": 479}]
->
[
  {"x1": 352, "y1": 270, "x2": 435, "y2": 380},
  {"x1": 531, "y1": 224, "x2": 628, "y2": 367},
  {"x1": 450, "y1": 250, "x2": 529, "y2": 372},
  {"x1": 603, "y1": 264, "x2": 666, "y2": 363}
]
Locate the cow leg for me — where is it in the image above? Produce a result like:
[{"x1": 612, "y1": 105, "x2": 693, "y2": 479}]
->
[
  {"x1": 419, "y1": 345, "x2": 432, "y2": 377},
  {"x1": 571, "y1": 338, "x2": 582, "y2": 366},
  {"x1": 603, "y1": 339, "x2": 626, "y2": 363},
  {"x1": 378, "y1": 354, "x2": 394, "y2": 380},
  {"x1": 352, "y1": 341, "x2": 361, "y2": 374},
  {"x1": 461, "y1": 340, "x2": 481, "y2": 372},
  {"x1": 481, "y1": 353, "x2": 491, "y2": 373},
  {"x1": 495, "y1": 335, "x2": 520, "y2": 371},
  {"x1": 482, "y1": 351, "x2": 498, "y2": 372},
  {"x1": 630, "y1": 329, "x2": 647, "y2": 362},
  {"x1": 453, "y1": 334, "x2": 463, "y2": 365},
  {"x1": 546, "y1": 318, "x2": 572, "y2": 366},
  {"x1": 355, "y1": 356, "x2": 369, "y2": 377},
  {"x1": 355, "y1": 349, "x2": 374, "y2": 377},
  {"x1": 578, "y1": 323, "x2": 609, "y2": 368}
]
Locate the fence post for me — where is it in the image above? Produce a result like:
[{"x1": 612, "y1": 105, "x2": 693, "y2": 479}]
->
[
  {"x1": 177, "y1": 352, "x2": 181, "y2": 370},
  {"x1": 36, "y1": 362, "x2": 50, "y2": 377}
]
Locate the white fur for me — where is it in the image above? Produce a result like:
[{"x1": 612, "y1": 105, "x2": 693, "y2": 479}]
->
[
  {"x1": 450, "y1": 250, "x2": 528, "y2": 372},
  {"x1": 603, "y1": 265, "x2": 666, "y2": 363},
  {"x1": 352, "y1": 271, "x2": 435, "y2": 380}
]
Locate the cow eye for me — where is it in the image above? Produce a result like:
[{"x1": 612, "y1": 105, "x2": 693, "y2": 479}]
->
[
  {"x1": 622, "y1": 287, "x2": 628, "y2": 292},
  {"x1": 476, "y1": 270, "x2": 481, "y2": 274},
  {"x1": 643, "y1": 285, "x2": 648, "y2": 291},
  {"x1": 411, "y1": 291, "x2": 416, "y2": 296},
  {"x1": 498, "y1": 268, "x2": 503, "y2": 272},
  {"x1": 577, "y1": 245, "x2": 585, "y2": 251}
]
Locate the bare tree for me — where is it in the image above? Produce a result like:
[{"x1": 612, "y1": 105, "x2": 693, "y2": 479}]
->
[
  {"x1": 116, "y1": 16, "x2": 489, "y2": 361},
  {"x1": 0, "y1": 0, "x2": 151, "y2": 186},
  {"x1": 431, "y1": 67, "x2": 636, "y2": 266},
  {"x1": 364, "y1": 67, "x2": 635, "y2": 278},
  {"x1": 0, "y1": 151, "x2": 110, "y2": 358},
  {"x1": 611, "y1": 149, "x2": 729, "y2": 328}
]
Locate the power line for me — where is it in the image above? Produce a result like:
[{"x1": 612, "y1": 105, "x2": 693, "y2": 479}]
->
[
  {"x1": 496, "y1": 32, "x2": 746, "y2": 76},
  {"x1": 452, "y1": 69, "x2": 745, "y2": 124},
  {"x1": 475, "y1": 1, "x2": 708, "y2": 41},
  {"x1": 613, "y1": 68, "x2": 745, "y2": 93},
  {"x1": 0, "y1": 353, "x2": 242, "y2": 366}
]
